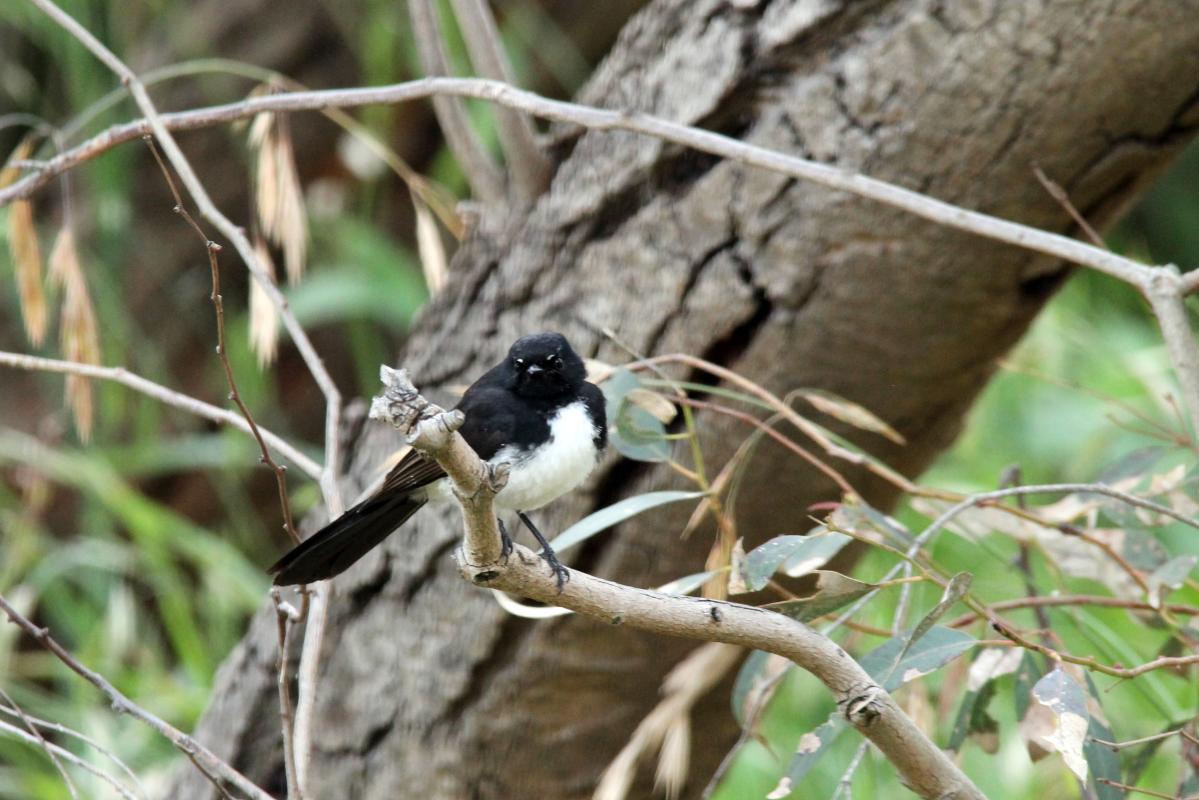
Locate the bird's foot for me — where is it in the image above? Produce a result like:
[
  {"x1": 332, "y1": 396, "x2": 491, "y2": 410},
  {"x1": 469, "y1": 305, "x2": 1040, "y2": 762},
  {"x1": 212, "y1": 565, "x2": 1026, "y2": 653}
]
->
[
  {"x1": 497, "y1": 518, "x2": 514, "y2": 562},
  {"x1": 539, "y1": 547, "x2": 570, "y2": 593},
  {"x1": 518, "y1": 511, "x2": 569, "y2": 593}
]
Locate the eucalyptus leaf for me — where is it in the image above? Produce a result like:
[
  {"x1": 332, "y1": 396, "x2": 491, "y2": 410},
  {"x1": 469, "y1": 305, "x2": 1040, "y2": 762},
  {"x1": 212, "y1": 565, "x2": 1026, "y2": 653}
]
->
[
  {"x1": 740, "y1": 533, "x2": 849, "y2": 592},
  {"x1": 859, "y1": 626, "x2": 976, "y2": 692},
  {"x1": 764, "y1": 571, "x2": 878, "y2": 623},
  {"x1": 549, "y1": 490, "x2": 706, "y2": 556}
]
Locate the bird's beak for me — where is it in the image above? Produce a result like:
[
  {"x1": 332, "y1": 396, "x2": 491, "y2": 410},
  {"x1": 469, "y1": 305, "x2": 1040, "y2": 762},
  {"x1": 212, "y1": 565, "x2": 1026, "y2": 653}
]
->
[{"x1": 525, "y1": 364, "x2": 543, "y2": 376}]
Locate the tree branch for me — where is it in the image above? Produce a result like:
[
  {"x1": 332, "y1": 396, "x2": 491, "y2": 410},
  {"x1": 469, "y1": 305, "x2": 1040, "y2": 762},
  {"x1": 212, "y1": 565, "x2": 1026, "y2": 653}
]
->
[
  {"x1": 408, "y1": 0, "x2": 506, "y2": 203},
  {"x1": 367, "y1": 367, "x2": 985, "y2": 800},
  {"x1": 0, "y1": 593, "x2": 274, "y2": 800},
  {"x1": 448, "y1": 0, "x2": 551, "y2": 198},
  {"x1": 0, "y1": 350, "x2": 322, "y2": 480}
]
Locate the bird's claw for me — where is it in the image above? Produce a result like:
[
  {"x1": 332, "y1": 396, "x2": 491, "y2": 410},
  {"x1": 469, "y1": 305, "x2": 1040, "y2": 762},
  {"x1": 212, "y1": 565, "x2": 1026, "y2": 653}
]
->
[{"x1": 540, "y1": 549, "x2": 570, "y2": 593}]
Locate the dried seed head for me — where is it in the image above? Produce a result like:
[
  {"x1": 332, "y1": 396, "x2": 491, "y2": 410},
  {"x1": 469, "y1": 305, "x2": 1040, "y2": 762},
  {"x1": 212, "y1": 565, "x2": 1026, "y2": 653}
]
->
[
  {"x1": 653, "y1": 717, "x2": 690, "y2": 800},
  {"x1": 5, "y1": 137, "x2": 47, "y2": 345},
  {"x1": 249, "y1": 234, "x2": 280, "y2": 368},
  {"x1": 414, "y1": 197, "x2": 448, "y2": 294},
  {"x1": 250, "y1": 108, "x2": 307, "y2": 285},
  {"x1": 50, "y1": 227, "x2": 100, "y2": 440}
]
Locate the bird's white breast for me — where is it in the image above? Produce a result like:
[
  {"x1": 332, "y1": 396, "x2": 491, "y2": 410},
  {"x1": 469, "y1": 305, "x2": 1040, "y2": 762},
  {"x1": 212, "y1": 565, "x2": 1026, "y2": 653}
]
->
[{"x1": 491, "y1": 401, "x2": 600, "y2": 511}]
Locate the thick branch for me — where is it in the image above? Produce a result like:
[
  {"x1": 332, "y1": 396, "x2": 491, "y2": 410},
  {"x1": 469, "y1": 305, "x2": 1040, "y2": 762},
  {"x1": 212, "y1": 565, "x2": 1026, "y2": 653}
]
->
[{"x1": 367, "y1": 368, "x2": 984, "y2": 800}]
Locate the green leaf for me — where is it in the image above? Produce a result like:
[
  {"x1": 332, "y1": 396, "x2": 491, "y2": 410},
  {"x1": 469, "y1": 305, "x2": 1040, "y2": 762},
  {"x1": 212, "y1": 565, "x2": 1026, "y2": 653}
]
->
[
  {"x1": 740, "y1": 533, "x2": 849, "y2": 592},
  {"x1": 658, "y1": 569, "x2": 722, "y2": 596},
  {"x1": 776, "y1": 716, "x2": 848, "y2": 792},
  {"x1": 782, "y1": 529, "x2": 852, "y2": 577},
  {"x1": 549, "y1": 490, "x2": 706, "y2": 556},
  {"x1": 731, "y1": 649, "x2": 775, "y2": 726},
  {"x1": 903, "y1": 572, "x2": 973, "y2": 658},
  {"x1": 602, "y1": 368, "x2": 673, "y2": 461},
  {"x1": 1029, "y1": 668, "x2": 1089, "y2": 781},
  {"x1": 859, "y1": 626, "x2": 976, "y2": 692},
  {"x1": 1081, "y1": 675, "x2": 1122, "y2": 800},
  {"x1": 764, "y1": 571, "x2": 878, "y2": 623},
  {"x1": 1146, "y1": 554, "x2": 1197, "y2": 607}
]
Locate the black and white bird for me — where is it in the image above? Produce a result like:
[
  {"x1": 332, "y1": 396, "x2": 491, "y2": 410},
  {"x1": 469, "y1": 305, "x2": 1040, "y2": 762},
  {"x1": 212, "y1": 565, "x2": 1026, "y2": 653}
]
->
[{"x1": 269, "y1": 332, "x2": 607, "y2": 589}]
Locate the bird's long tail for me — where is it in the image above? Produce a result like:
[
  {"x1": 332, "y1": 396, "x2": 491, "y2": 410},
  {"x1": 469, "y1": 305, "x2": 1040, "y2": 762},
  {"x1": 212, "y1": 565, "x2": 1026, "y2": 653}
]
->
[{"x1": 269, "y1": 493, "x2": 425, "y2": 585}]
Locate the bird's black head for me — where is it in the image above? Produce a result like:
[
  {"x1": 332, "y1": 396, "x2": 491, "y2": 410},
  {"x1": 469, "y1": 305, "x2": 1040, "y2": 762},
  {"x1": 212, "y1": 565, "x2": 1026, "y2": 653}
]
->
[{"x1": 507, "y1": 332, "x2": 586, "y2": 399}]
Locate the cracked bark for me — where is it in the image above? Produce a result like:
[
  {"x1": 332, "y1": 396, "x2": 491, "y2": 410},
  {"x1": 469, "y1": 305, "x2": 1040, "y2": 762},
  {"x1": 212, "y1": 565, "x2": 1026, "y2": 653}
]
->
[{"x1": 169, "y1": 1, "x2": 1199, "y2": 798}]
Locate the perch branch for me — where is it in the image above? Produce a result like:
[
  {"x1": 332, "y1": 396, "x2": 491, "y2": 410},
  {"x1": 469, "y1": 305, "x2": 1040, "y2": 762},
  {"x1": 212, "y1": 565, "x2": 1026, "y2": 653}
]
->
[{"x1": 367, "y1": 367, "x2": 985, "y2": 800}]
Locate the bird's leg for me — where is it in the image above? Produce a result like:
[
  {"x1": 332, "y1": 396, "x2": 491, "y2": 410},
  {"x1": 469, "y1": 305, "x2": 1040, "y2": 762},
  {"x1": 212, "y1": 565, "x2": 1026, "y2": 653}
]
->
[
  {"x1": 517, "y1": 511, "x2": 569, "y2": 592},
  {"x1": 496, "y1": 517, "x2": 514, "y2": 561}
]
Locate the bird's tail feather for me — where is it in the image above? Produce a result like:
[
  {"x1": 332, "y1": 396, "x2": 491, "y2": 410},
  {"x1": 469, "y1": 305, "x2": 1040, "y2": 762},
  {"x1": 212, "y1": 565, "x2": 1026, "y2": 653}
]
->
[{"x1": 269, "y1": 494, "x2": 425, "y2": 585}]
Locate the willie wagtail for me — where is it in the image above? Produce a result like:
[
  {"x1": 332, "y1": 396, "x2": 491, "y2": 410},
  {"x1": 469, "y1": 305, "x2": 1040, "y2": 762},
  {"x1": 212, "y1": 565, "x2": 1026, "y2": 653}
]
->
[{"x1": 269, "y1": 332, "x2": 607, "y2": 589}]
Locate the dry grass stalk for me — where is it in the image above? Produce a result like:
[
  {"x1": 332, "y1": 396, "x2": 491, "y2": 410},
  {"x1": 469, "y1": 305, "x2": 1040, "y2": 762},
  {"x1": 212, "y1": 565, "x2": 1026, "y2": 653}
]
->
[
  {"x1": 48, "y1": 227, "x2": 100, "y2": 439},
  {"x1": 413, "y1": 195, "x2": 448, "y2": 293},
  {"x1": 4, "y1": 138, "x2": 48, "y2": 346},
  {"x1": 250, "y1": 107, "x2": 307, "y2": 284},
  {"x1": 594, "y1": 643, "x2": 742, "y2": 800},
  {"x1": 249, "y1": 234, "x2": 281, "y2": 367}
]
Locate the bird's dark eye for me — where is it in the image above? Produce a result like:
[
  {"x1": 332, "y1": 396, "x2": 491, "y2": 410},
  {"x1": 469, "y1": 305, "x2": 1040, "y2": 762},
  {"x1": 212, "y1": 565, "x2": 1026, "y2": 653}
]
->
[
  {"x1": 514, "y1": 358, "x2": 526, "y2": 368},
  {"x1": 548, "y1": 355, "x2": 563, "y2": 369}
]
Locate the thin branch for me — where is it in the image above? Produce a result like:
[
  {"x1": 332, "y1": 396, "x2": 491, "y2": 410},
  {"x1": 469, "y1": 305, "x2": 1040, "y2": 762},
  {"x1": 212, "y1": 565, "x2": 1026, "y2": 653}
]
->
[
  {"x1": 1098, "y1": 778, "x2": 1198, "y2": 800},
  {"x1": 1144, "y1": 270, "x2": 1199, "y2": 437},
  {"x1": 1092, "y1": 727, "x2": 1199, "y2": 751},
  {"x1": 0, "y1": 593, "x2": 275, "y2": 800},
  {"x1": 0, "y1": 687, "x2": 80, "y2": 800},
  {"x1": 0, "y1": 702, "x2": 149, "y2": 796},
  {"x1": 408, "y1": 0, "x2": 506, "y2": 202},
  {"x1": 143, "y1": 135, "x2": 300, "y2": 546},
  {"x1": 0, "y1": 719, "x2": 139, "y2": 800},
  {"x1": 946, "y1": 594, "x2": 1199, "y2": 629},
  {"x1": 0, "y1": 350, "x2": 321, "y2": 479},
  {"x1": 1033, "y1": 166, "x2": 1107, "y2": 249},
  {"x1": 271, "y1": 591, "x2": 303, "y2": 800},
  {"x1": 0, "y1": 78, "x2": 1155, "y2": 289},
  {"x1": 448, "y1": 0, "x2": 551, "y2": 198},
  {"x1": 368, "y1": 367, "x2": 986, "y2": 800}
]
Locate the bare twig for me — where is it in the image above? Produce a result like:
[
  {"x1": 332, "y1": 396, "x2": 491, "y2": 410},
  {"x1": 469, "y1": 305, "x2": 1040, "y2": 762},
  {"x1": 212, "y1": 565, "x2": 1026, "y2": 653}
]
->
[
  {"x1": 0, "y1": 593, "x2": 274, "y2": 800},
  {"x1": 1092, "y1": 727, "x2": 1199, "y2": 751},
  {"x1": 408, "y1": 0, "x2": 505, "y2": 202},
  {"x1": 272, "y1": 590, "x2": 303, "y2": 800},
  {"x1": 1033, "y1": 166, "x2": 1106, "y2": 249},
  {"x1": 143, "y1": 136, "x2": 301, "y2": 546},
  {"x1": 0, "y1": 687, "x2": 80, "y2": 800},
  {"x1": 0, "y1": 702, "x2": 148, "y2": 796},
  {"x1": 369, "y1": 368, "x2": 986, "y2": 800},
  {"x1": 946, "y1": 594, "x2": 1199, "y2": 629},
  {"x1": 0, "y1": 77, "x2": 1154, "y2": 289},
  {"x1": 0, "y1": 719, "x2": 139, "y2": 800},
  {"x1": 448, "y1": 0, "x2": 551, "y2": 198},
  {"x1": 0, "y1": 350, "x2": 321, "y2": 479}
]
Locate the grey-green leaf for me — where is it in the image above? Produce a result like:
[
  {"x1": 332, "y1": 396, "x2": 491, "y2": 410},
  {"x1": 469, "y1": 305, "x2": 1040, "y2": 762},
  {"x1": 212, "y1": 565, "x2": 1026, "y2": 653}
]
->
[{"x1": 549, "y1": 490, "x2": 707, "y2": 556}]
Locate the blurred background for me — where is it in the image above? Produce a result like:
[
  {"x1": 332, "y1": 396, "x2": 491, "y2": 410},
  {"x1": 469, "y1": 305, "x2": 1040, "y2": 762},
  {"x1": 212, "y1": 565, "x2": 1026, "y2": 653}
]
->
[{"x1": 2, "y1": 1, "x2": 1198, "y2": 797}]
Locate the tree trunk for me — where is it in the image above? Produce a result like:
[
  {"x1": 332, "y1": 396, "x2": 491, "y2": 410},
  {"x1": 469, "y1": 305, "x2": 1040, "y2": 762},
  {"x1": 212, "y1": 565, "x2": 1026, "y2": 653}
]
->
[{"x1": 171, "y1": 1, "x2": 1199, "y2": 797}]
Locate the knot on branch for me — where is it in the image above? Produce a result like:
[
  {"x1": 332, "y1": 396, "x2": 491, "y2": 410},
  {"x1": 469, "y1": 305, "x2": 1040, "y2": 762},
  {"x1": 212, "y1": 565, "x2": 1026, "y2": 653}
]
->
[
  {"x1": 840, "y1": 683, "x2": 885, "y2": 726},
  {"x1": 369, "y1": 365, "x2": 463, "y2": 451}
]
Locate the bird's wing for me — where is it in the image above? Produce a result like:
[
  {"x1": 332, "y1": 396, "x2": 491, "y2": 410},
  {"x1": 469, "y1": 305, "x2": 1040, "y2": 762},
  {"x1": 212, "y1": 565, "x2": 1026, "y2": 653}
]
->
[{"x1": 375, "y1": 385, "x2": 518, "y2": 495}]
